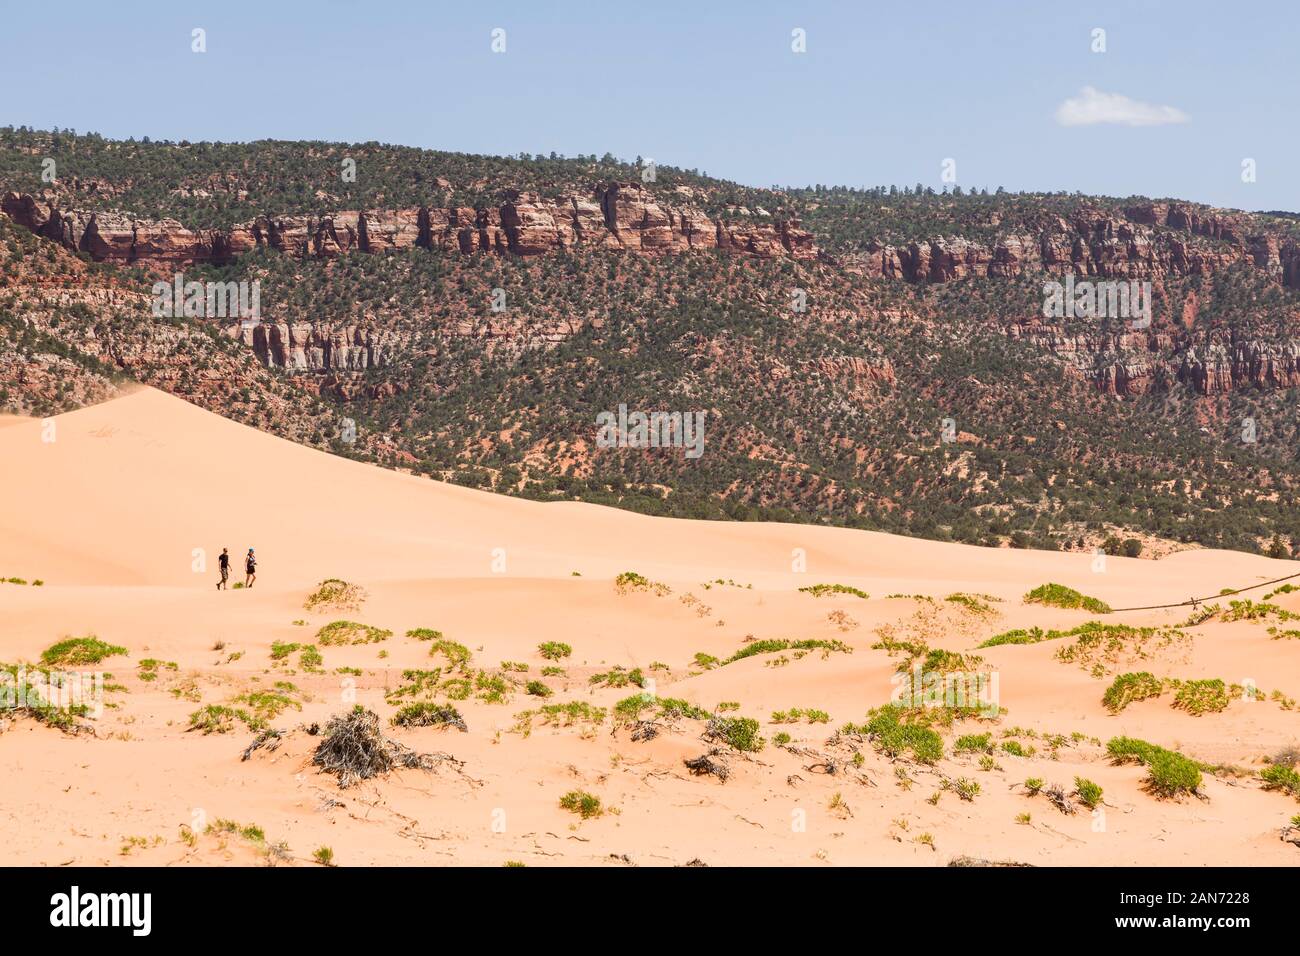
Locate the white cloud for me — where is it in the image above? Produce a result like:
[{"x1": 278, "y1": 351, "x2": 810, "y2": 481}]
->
[{"x1": 1054, "y1": 86, "x2": 1190, "y2": 127}]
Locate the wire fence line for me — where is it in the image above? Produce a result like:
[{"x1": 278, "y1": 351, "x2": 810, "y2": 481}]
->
[{"x1": 1108, "y1": 569, "x2": 1300, "y2": 613}]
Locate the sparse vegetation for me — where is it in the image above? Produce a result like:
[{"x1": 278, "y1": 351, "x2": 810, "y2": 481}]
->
[
  {"x1": 799, "y1": 583, "x2": 869, "y2": 599},
  {"x1": 722, "y1": 637, "x2": 850, "y2": 665},
  {"x1": 187, "y1": 704, "x2": 263, "y2": 735},
  {"x1": 304, "y1": 578, "x2": 366, "y2": 612},
  {"x1": 614, "y1": 571, "x2": 670, "y2": 596}
]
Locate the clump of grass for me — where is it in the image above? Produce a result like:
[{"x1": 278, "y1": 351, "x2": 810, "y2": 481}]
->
[
  {"x1": 0, "y1": 664, "x2": 93, "y2": 733},
  {"x1": 770, "y1": 707, "x2": 831, "y2": 724},
  {"x1": 426, "y1": 637, "x2": 472, "y2": 671},
  {"x1": 799, "y1": 583, "x2": 869, "y2": 599},
  {"x1": 1170, "y1": 678, "x2": 1231, "y2": 715},
  {"x1": 723, "y1": 638, "x2": 850, "y2": 665},
  {"x1": 514, "y1": 700, "x2": 608, "y2": 736},
  {"x1": 299, "y1": 645, "x2": 324, "y2": 672},
  {"x1": 1106, "y1": 736, "x2": 1203, "y2": 797},
  {"x1": 955, "y1": 733, "x2": 994, "y2": 754},
  {"x1": 614, "y1": 571, "x2": 670, "y2": 596},
  {"x1": 589, "y1": 665, "x2": 645, "y2": 688},
  {"x1": 40, "y1": 636, "x2": 127, "y2": 667},
  {"x1": 304, "y1": 578, "x2": 366, "y2": 612},
  {"x1": 1102, "y1": 671, "x2": 1164, "y2": 714},
  {"x1": 1221, "y1": 599, "x2": 1296, "y2": 623},
  {"x1": 537, "y1": 641, "x2": 571, "y2": 661},
  {"x1": 270, "y1": 640, "x2": 300, "y2": 661},
  {"x1": 704, "y1": 716, "x2": 764, "y2": 752},
  {"x1": 234, "y1": 688, "x2": 301, "y2": 721},
  {"x1": 1001, "y1": 740, "x2": 1029, "y2": 757},
  {"x1": 1024, "y1": 777, "x2": 1045, "y2": 795},
  {"x1": 316, "y1": 621, "x2": 392, "y2": 646},
  {"x1": 945, "y1": 593, "x2": 998, "y2": 614},
  {"x1": 1074, "y1": 777, "x2": 1103, "y2": 809},
  {"x1": 187, "y1": 704, "x2": 263, "y2": 735},
  {"x1": 1024, "y1": 583, "x2": 1111, "y2": 614},
  {"x1": 978, "y1": 626, "x2": 1056, "y2": 648},
  {"x1": 525, "y1": 680, "x2": 552, "y2": 698},
  {"x1": 206, "y1": 819, "x2": 267, "y2": 844},
  {"x1": 472, "y1": 670, "x2": 513, "y2": 704},
  {"x1": 559, "y1": 790, "x2": 602, "y2": 819},
  {"x1": 845, "y1": 706, "x2": 943, "y2": 764},
  {"x1": 914, "y1": 648, "x2": 984, "y2": 675},
  {"x1": 1178, "y1": 604, "x2": 1221, "y2": 627},
  {"x1": 1260, "y1": 764, "x2": 1300, "y2": 798},
  {"x1": 691, "y1": 652, "x2": 720, "y2": 670},
  {"x1": 391, "y1": 701, "x2": 467, "y2": 731},
  {"x1": 313, "y1": 846, "x2": 335, "y2": 866},
  {"x1": 774, "y1": 731, "x2": 792, "y2": 745},
  {"x1": 948, "y1": 777, "x2": 981, "y2": 801},
  {"x1": 384, "y1": 669, "x2": 443, "y2": 702},
  {"x1": 137, "y1": 659, "x2": 178, "y2": 682}
]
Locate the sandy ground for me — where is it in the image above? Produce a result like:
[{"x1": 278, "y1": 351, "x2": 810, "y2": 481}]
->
[{"x1": 1, "y1": 388, "x2": 1298, "y2": 866}]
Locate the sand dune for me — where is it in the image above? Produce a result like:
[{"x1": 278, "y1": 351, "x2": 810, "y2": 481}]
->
[{"x1": 1, "y1": 388, "x2": 1298, "y2": 866}]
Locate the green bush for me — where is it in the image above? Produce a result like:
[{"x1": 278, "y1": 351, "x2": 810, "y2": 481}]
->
[
  {"x1": 537, "y1": 641, "x2": 572, "y2": 661},
  {"x1": 40, "y1": 636, "x2": 127, "y2": 666},
  {"x1": 1102, "y1": 672, "x2": 1163, "y2": 713},
  {"x1": 851, "y1": 706, "x2": 943, "y2": 764},
  {"x1": 1171, "y1": 678, "x2": 1230, "y2": 715},
  {"x1": 559, "y1": 790, "x2": 602, "y2": 819},
  {"x1": 1074, "y1": 777, "x2": 1103, "y2": 808},
  {"x1": 316, "y1": 620, "x2": 391, "y2": 646},
  {"x1": 1108, "y1": 736, "x2": 1202, "y2": 797},
  {"x1": 955, "y1": 733, "x2": 993, "y2": 754},
  {"x1": 1260, "y1": 764, "x2": 1300, "y2": 797},
  {"x1": 1024, "y1": 583, "x2": 1111, "y2": 614},
  {"x1": 706, "y1": 716, "x2": 764, "y2": 753},
  {"x1": 391, "y1": 701, "x2": 466, "y2": 731}
]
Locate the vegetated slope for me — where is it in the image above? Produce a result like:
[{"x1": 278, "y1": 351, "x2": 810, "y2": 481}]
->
[{"x1": 3, "y1": 127, "x2": 1300, "y2": 556}]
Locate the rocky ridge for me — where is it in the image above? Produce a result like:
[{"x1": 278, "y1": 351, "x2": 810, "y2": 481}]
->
[{"x1": 2, "y1": 183, "x2": 818, "y2": 269}]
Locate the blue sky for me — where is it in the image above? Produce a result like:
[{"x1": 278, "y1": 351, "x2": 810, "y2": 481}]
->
[{"x1": 3, "y1": 0, "x2": 1294, "y2": 210}]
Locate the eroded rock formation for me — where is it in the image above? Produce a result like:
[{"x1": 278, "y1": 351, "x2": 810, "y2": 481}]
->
[{"x1": 2, "y1": 184, "x2": 817, "y2": 269}]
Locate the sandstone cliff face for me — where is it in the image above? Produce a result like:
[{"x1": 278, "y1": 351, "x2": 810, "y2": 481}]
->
[
  {"x1": 237, "y1": 321, "x2": 395, "y2": 372},
  {"x1": 2, "y1": 184, "x2": 817, "y2": 269},
  {"x1": 1007, "y1": 319, "x2": 1300, "y2": 396},
  {"x1": 847, "y1": 203, "x2": 1300, "y2": 290}
]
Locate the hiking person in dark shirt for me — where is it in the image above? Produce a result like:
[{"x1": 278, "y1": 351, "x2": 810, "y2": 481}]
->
[
  {"x1": 245, "y1": 548, "x2": 257, "y2": 588},
  {"x1": 216, "y1": 548, "x2": 230, "y2": 590}
]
